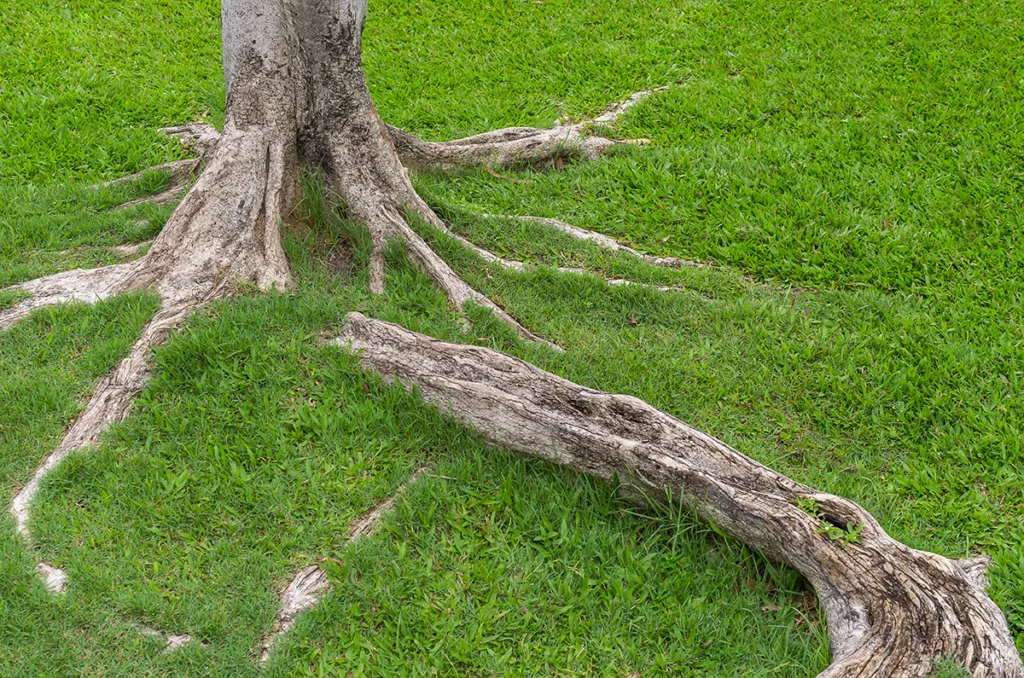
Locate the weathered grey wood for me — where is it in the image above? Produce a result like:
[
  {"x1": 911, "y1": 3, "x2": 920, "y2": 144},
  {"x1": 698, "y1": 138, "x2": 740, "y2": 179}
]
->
[
  {"x1": 335, "y1": 313, "x2": 1024, "y2": 678},
  {"x1": 4, "y1": 2, "x2": 1021, "y2": 673}
]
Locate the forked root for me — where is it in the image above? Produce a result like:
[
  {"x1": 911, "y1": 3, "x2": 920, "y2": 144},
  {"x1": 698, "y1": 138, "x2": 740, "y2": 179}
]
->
[
  {"x1": 386, "y1": 87, "x2": 666, "y2": 170},
  {"x1": 334, "y1": 313, "x2": 1024, "y2": 678},
  {"x1": 331, "y1": 182, "x2": 557, "y2": 347},
  {"x1": 258, "y1": 470, "x2": 426, "y2": 663},
  {"x1": 10, "y1": 301, "x2": 197, "y2": 592},
  {"x1": 399, "y1": 218, "x2": 559, "y2": 349}
]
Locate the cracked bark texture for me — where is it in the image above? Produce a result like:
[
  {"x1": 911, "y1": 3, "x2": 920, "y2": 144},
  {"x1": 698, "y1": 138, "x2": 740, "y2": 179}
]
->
[
  {"x1": 336, "y1": 313, "x2": 1024, "y2": 678},
  {"x1": 3, "y1": 0, "x2": 1020, "y2": 673}
]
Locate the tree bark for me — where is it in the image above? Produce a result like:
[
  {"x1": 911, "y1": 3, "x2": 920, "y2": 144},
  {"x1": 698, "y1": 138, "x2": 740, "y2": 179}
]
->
[
  {"x1": 336, "y1": 313, "x2": 1024, "y2": 678},
  {"x1": 5, "y1": 0, "x2": 1022, "y2": 674}
]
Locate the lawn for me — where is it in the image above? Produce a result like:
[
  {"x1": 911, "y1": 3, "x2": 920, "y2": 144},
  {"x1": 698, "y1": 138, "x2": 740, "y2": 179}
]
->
[{"x1": 1, "y1": 0, "x2": 1021, "y2": 676}]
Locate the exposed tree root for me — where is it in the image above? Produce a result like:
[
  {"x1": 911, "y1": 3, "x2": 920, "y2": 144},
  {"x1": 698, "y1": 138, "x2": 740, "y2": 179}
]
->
[
  {"x1": 385, "y1": 87, "x2": 665, "y2": 170},
  {"x1": 5, "y1": 116, "x2": 302, "y2": 589},
  {"x1": 8, "y1": 0, "x2": 1018, "y2": 670},
  {"x1": 0, "y1": 264, "x2": 137, "y2": 333},
  {"x1": 135, "y1": 623, "x2": 200, "y2": 653},
  {"x1": 160, "y1": 122, "x2": 222, "y2": 159},
  {"x1": 97, "y1": 122, "x2": 221, "y2": 210},
  {"x1": 481, "y1": 214, "x2": 708, "y2": 269},
  {"x1": 37, "y1": 562, "x2": 68, "y2": 595},
  {"x1": 444, "y1": 230, "x2": 684, "y2": 292},
  {"x1": 302, "y1": 55, "x2": 555, "y2": 348},
  {"x1": 110, "y1": 240, "x2": 153, "y2": 256},
  {"x1": 334, "y1": 313, "x2": 1024, "y2": 678},
  {"x1": 112, "y1": 178, "x2": 192, "y2": 212},
  {"x1": 98, "y1": 158, "x2": 201, "y2": 192},
  {"x1": 258, "y1": 565, "x2": 331, "y2": 663},
  {"x1": 258, "y1": 469, "x2": 426, "y2": 663},
  {"x1": 10, "y1": 302, "x2": 196, "y2": 592}
]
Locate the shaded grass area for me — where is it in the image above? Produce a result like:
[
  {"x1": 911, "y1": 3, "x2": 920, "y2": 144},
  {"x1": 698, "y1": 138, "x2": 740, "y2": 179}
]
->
[{"x1": 0, "y1": 0, "x2": 1021, "y2": 674}]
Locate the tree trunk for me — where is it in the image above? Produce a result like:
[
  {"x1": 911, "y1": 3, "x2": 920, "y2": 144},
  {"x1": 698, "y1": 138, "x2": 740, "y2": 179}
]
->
[{"x1": 5, "y1": 1, "x2": 1022, "y2": 674}]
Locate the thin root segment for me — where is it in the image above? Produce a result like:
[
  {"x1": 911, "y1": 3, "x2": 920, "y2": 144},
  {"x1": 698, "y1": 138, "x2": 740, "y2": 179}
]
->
[
  {"x1": 135, "y1": 623, "x2": 201, "y2": 654},
  {"x1": 10, "y1": 301, "x2": 197, "y2": 593},
  {"x1": 258, "y1": 470, "x2": 426, "y2": 663},
  {"x1": 97, "y1": 121, "x2": 222, "y2": 210},
  {"x1": 386, "y1": 87, "x2": 667, "y2": 170},
  {"x1": 448, "y1": 233, "x2": 685, "y2": 293},
  {"x1": 483, "y1": 214, "x2": 708, "y2": 269}
]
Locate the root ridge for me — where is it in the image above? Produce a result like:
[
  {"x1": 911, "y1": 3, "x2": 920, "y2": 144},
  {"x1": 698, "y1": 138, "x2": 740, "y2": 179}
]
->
[
  {"x1": 10, "y1": 301, "x2": 198, "y2": 593},
  {"x1": 258, "y1": 469, "x2": 426, "y2": 663},
  {"x1": 386, "y1": 86, "x2": 666, "y2": 170}
]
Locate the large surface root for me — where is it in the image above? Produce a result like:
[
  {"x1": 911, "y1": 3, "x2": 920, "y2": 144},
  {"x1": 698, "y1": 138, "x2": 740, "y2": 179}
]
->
[
  {"x1": 0, "y1": 264, "x2": 138, "y2": 333},
  {"x1": 258, "y1": 470, "x2": 426, "y2": 663},
  {"x1": 10, "y1": 301, "x2": 196, "y2": 593},
  {"x1": 334, "y1": 313, "x2": 1024, "y2": 678},
  {"x1": 385, "y1": 87, "x2": 664, "y2": 170}
]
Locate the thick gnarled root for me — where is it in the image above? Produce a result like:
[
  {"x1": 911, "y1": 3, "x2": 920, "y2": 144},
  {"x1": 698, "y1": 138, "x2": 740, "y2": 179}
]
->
[
  {"x1": 334, "y1": 313, "x2": 1024, "y2": 678},
  {"x1": 258, "y1": 470, "x2": 425, "y2": 663},
  {"x1": 386, "y1": 87, "x2": 665, "y2": 170}
]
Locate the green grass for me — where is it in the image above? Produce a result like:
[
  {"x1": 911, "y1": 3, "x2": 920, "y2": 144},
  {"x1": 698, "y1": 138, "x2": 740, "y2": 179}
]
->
[{"x1": 1, "y1": 0, "x2": 1022, "y2": 675}]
